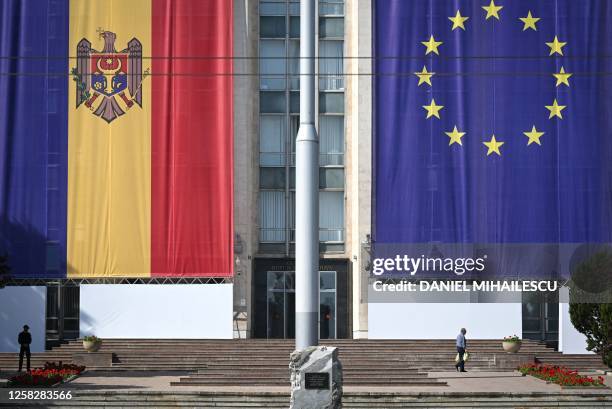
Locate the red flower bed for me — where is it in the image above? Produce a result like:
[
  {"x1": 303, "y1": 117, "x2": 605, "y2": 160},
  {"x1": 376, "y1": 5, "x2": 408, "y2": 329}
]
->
[
  {"x1": 519, "y1": 363, "x2": 605, "y2": 387},
  {"x1": 7, "y1": 362, "x2": 85, "y2": 387}
]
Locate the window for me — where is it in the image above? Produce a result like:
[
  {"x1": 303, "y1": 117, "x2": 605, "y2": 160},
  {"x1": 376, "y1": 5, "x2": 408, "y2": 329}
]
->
[
  {"x1": 260, "y1": 92, "x2": 286, "y2": 113},
  {"x1": 260, "y1": 16, "x2": 286, "y2": 38},
  {"x1": 288, "y1": 40, "x2": 300, "y2": 90},
  {"x1": 319, "y1": 17, "x2": 344, "y2": 38},
  {"x1": 259, "y1": 0, "x2": 345, "y2": 249},
  {"x1": 319, "y1": 0, "x2": 344, "y2": 16},
  {"x1": 260, "y1": 191, "x2": 286, "y2": 242},
  {"x1": 319, "y1": 116, "x2": 344, "y2": 165},
  {"x1": 320, "y1": 168, "x2": 344, "y2": 189},
  {"x1": 260, "y1": 40, "x2": 286, "y2": 90},
  {"x1": 319, "y1": 40, "x2": 344, "y2": 90},
  {"x1": 260, "y1": 116, "x2": 286, "y2": 166},
  {"x1": 260, "y1": 168, "x2": 286, "y2": 189},
  {"x1": 319, "y1": 93, "x2": 344, "y2": 113},
  {"x1": 320, "y1": 191, "x2": 344, "y2": 242}
]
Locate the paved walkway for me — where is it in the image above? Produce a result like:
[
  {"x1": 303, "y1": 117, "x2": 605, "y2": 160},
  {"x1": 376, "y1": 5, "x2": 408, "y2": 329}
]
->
[
  {"x1": 0, "y1": 371, "x2": 612, "y2": 394},
  {"x1": 3, "y1": 370, "x2": 609, "y2": 394}
]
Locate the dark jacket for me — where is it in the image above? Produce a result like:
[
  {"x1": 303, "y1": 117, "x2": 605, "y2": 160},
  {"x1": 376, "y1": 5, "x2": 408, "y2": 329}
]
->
[{"x1": 18, "y1": 331, "x2": 31, "y2": 346}]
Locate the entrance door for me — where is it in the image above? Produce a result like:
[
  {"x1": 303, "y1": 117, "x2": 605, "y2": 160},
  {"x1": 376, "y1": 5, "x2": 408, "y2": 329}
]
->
[
  {"x1": 266, "y1": 271, "x2": 337, "y2": 339},
  {"x1": 46, "y1": 283, "x2": 80, "y2": 349},
  {"x1": 522, "y1": 290, "x2": 559, "y2": 345}
]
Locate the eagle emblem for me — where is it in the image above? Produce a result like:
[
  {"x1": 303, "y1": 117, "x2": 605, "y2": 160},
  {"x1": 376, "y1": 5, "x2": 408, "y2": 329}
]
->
[{"x1": 72, "y1": 30, "x2": 148, "y2": 123}]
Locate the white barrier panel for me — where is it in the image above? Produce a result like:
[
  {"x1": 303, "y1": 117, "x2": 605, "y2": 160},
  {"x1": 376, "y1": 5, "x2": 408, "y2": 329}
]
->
[
  {"x1": 80, "y1": 284, "x2": 233, "y2": 339},
  {"x1": 558, "y1": 286, "x2": 593, "y2": 354},
  {"x1": 369, "y1": 303, "x2": 522, "y2": 339},
  {"x1": 0, "y1": 286, "x2": 46, "y2": 352}
]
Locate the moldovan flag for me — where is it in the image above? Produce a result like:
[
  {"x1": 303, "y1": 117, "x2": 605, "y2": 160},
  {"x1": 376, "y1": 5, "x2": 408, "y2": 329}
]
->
[{"x1": 0, "y1": 1, "x2": 233, "y2": 278}]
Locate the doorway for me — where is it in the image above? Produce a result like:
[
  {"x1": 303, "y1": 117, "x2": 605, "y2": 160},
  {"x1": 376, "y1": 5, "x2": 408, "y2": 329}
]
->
[
  {"x1": 266, "y1": 271, "x2": 337, "y2": 339},
  {"x1": 522, "y1": 290, "x2": 559, "y2": 347},
  {"x1": 45, "y1": 283, "x2": 80, "y2": 349}
]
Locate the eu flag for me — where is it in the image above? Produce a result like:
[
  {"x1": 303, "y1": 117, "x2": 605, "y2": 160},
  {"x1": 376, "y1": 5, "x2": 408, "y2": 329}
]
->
[{"x1": 374, "y1": 0, "x2": 612, "y2": 256}]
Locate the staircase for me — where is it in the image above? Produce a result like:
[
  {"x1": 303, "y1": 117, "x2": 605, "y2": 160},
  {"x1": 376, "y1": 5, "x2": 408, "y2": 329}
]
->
[
  {"x1": 0, "y1": 339, "x2": 608, "y2": 386},
  {"x1": 2, "y1": 391, "x2": 611, "y2": 408}
]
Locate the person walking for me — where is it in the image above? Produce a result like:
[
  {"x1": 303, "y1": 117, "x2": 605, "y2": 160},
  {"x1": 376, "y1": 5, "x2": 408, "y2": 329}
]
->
[
  {"x1": 455, "y1": 327, "x2": 467, "y2": 372},
  {"x1": 18, "y1": 325, "x2": 32, "y2": 372}
]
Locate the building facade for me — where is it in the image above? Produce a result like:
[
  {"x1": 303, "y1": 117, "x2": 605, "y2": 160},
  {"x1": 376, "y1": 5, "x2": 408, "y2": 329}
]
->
[{"x1": 0, "y1": 0, "x2": 595, "y2": 356}]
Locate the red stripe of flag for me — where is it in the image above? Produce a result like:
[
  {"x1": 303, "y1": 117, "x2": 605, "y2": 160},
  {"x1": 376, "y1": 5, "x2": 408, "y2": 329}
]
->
[{"x1": 151, "y1": 0, "x2": 233, "y2": 277}]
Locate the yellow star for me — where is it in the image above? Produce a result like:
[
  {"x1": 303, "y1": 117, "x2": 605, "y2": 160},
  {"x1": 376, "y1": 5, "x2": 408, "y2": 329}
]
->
[
  {"x1": 546, "y1": 36, "x2": 567, "y2": 56},
  {"x1": 553, "y1": 66, "x2": 573, "y2": 87},
  {"x1": 445, "y1": 126, "x2": 465, "y2": 146},
  {"x1": 483, "y1": 135, "x2": 504, "y2": 156},
  {"x1": 414, "y1": 66, "x2": 435, "y2": 86},
  {"x1": 422, "y1": 35, "x2": 443, "y2": 55},
  {"x1": 449, "y1": 10, "x2": 469, "y2": 31},
  {"x1": 423, "y1": 99, "x2": 444, "y2": 119},
  {"x1": 519, "y1": 11, "x2": 540, "y2": 31},
  {"x1": 482, "y1": 0, "x2": 503, "y2": 20},
  {"x1": 524, "y1": 126, "x2": 545, "y2": 146},
  {"x1": 545, "y1": 99, "x2": 566, "y2": 119}
]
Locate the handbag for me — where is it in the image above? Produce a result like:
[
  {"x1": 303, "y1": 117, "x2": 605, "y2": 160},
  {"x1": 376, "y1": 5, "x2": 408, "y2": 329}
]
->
[{"x1": 455, "y1": 351, "x2": 470, "y2": 362}]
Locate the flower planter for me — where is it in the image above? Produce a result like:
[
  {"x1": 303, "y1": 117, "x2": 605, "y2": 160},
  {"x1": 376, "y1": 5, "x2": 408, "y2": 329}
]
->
[
  {"x1": 83, "y1": 340, "x2": 101, "y2": 352},
  {"x1": 502, "y1": 341, "x2": 521, "y2": 353}
]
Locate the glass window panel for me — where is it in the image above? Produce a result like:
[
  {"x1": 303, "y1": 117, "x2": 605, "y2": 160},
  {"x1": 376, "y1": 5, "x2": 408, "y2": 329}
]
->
[
  {"x1": 290, "y1": 115, "x2": 299, "y2": 165},
  {"x1": 267, "y1": 291, "x2": 285, "y2": 337},
  {"x1": 289, "y1": 191, "x2": 296, "y2": 231},
  {"x1": 260, "y1": 16, "x2": 286, "y2": 38},
  {"x1": 319, "y1": 116, "x2": 344, "y2": 165},
  {"x1": 320, "y1": 271, "x2": 336, "y2": 290},
  {"x1": 260, "y1": 40, "x2": 286, "y2": 90},
  {"x1": 290, "y1": 16, "x2": 300, "y2": 38},
  {"x1": 290, "y1": 91, "x2": 300, "y2": 113},
  {"x1": 319, "y1": 17, "x2": 344, "y2": 38},
  {"x1": 289, "y1": 2, "x2": 300, "y2": 15},
  {"x1": 319, "y1": 168, "x2": 344, "y2": 189},
  {"x1": 260, "y1": 1, "x2": 286, "y2": 16},
  {"x1": 319, "y1": 0, "x2": 344, "y2": 16},
  {"x1": 320, "y1": 292, "x2": 336, "y2": 338},
  {"x1": 522, "y1": 318, "x2": 541, "y2": 332},
  {"x1": 319, "y1": 191, "x2": 344, "y2": 242},
  {"x1": 260, "y1": 115, "x2": 286, "y2": 166},
  {"x1": 288, "y1": 40, "x2": 300, "y2": 90},
  {"x1": 319, "y1": 93, "x2": 344, "y2": 113},
  {"x1": 319, "y1": 40, "x2": 344, "y2": 90},
  {"x1": 261, "y1": 91, "x2": 286, "y2": 113},
  {"x1": 260, "y1": 191, "x2": 286, "y2": 242},
  {"x1": 285, "y1": 272, "x2": 295, "y2": 290},
  {"x1": 260, "y1": 167, "x2": 286, "y2": 189},
  {"x1": 289, "y1": 167, "x2": 296, "y2": 189},
  {"x1": 267, "y1": 271, "x2": 285, "y2": 290}
]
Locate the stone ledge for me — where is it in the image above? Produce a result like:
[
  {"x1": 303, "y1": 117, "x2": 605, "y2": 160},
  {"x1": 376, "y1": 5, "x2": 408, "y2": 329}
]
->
[
  {"x1": 72, "y1": 352, "x2": 113, "y2": 368},
  {"x1": 493, "y1": 353, "x2": 535, "y2": 369}
]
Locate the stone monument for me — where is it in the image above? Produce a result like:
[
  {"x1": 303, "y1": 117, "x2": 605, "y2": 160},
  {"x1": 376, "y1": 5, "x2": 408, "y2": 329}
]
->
[{"x1": 289, "y1": 346, "x2": 342, "y2": 409}]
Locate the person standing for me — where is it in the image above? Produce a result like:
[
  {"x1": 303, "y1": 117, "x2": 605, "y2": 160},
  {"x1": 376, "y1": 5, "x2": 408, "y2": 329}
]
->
[
  {"x1": 18, "y1": 325, "x2": 32, "y2": 372},
  {"x1": 455, "y1": 327, "x2": 467, "y2": 372}
]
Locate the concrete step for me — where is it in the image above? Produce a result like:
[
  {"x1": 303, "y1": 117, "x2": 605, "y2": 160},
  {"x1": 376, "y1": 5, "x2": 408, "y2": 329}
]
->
[{"x1": 4, "y1": 391, "x2": 610, "y2": 408}]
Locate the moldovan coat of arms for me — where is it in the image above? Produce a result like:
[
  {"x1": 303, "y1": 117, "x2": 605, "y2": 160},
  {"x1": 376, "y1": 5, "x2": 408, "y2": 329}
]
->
[{"x1": 72, "y1": 30, "x2": 148, "y2": 123}]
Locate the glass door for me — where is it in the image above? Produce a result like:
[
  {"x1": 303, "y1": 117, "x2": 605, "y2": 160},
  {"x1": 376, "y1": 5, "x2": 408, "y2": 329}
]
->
[
  {"x1": 522, "y1": 290, "x2": 559, "y2": 343},
  {"x1": 266, "y1": 270, "x2": 337, "y2": 339},
  {"x1": 46, "y1": 283, "x2": 80, "y2": 349}
]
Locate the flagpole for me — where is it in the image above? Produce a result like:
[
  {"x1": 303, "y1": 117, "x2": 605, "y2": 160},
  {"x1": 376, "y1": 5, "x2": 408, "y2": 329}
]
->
[{"x1": 295, "y1": 0, "x2": 319, "y2": 351}]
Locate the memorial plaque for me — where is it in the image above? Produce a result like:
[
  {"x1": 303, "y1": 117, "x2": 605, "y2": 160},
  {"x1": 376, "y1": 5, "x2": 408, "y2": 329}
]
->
[{"x1": 304, "y1": 372, "x2": 330, "y2": 390}]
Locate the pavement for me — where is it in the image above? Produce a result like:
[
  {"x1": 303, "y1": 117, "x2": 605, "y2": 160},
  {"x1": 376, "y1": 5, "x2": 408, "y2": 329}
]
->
[{"x1": 2, "y1": 370, "x2": 610, "y2": 394}]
